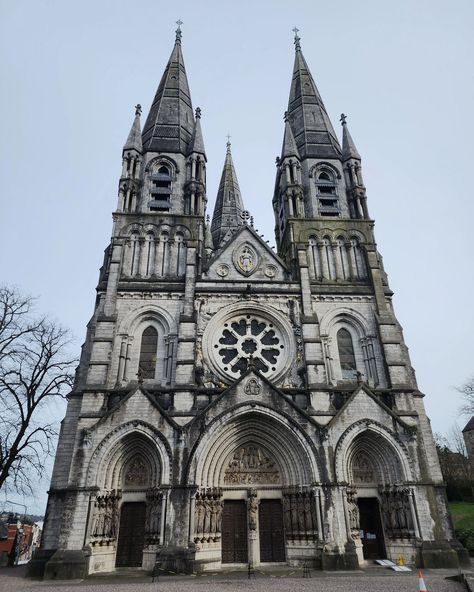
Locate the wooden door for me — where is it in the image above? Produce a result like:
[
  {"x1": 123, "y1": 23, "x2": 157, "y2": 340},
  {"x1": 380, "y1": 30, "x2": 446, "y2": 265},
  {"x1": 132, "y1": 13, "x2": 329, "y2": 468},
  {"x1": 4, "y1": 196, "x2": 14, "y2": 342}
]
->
[
  {"x1": 221, "y1": 501, "x2": 248, "y2": 563},
  {"x1": 115, "y1": 502, "x2": 146, "y2": 567},
  {"x1": 259, "y1": 499, "x2": 286, "y2": 562},
  {"x1": 358, "y1": 497, "x2": 386, "y2": 560}
]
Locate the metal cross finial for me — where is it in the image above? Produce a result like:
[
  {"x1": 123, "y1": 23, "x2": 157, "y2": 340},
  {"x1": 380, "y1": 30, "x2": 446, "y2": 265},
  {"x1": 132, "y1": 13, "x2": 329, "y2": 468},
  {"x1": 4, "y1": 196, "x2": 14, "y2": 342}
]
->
[
  {"x1": 135, "y1": 104, "x2": 142, "y2": 117},
  {"x1": 226, "y1": 134, "x2": 231, "y2": 153},
  {"x1": 283, "y1": 110, "x2": 289, "y2": 122},
  {"x1": 195, "y1": 107, "x2": 201, "y2": 119},
  {"x1": 340, "y1": 113, "x2": 347, "y2": 126},
  {"x1": 175, "y1": 19, "x2": 183, "y2": 42},
  {"x1": 293, "y1": 26, "x2": 301, "y2": 50}
]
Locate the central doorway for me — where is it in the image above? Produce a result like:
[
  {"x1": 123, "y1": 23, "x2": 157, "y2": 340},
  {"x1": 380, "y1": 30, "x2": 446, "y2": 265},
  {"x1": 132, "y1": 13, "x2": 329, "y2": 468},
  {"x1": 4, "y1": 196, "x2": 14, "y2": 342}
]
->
[
  {"x1": 222, "y1": 501, "x2": 248, "y2": 563},
  {"x1": 115, "y1": 502, "x2": 146, "y2": 567},
  {"x1": 357, "y1": 497, "x2": 386, "y2": 560},
  {"x1": 258, "y1": 499, "x2": 285, "y2": 562}
]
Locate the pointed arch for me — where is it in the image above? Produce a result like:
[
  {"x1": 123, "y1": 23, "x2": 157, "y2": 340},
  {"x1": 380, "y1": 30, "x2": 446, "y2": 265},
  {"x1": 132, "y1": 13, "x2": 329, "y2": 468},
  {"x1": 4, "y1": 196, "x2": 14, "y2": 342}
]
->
[
  {"x1": 334, "y1": 419, "x2": 415, "y2": 484},
  {"x1": 186, "y1": 405, "x2": 320, "y2": 488},
  {"x1": 86, "y1": 420, "x2": 172, "y2": 489}
]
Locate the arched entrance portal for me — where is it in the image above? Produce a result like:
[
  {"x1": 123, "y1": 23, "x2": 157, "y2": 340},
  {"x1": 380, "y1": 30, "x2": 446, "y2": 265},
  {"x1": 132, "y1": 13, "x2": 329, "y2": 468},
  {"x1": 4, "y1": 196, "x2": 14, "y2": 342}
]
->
[
  {"x1": 188, "y1": 408, "x2": 321, "y2": 568},
  {"x1": 86, "y1": 424, "x2": 169, "y2": 573},
  {"x1": 339, "y1": 425, "x2": 419, "y2": 563}
]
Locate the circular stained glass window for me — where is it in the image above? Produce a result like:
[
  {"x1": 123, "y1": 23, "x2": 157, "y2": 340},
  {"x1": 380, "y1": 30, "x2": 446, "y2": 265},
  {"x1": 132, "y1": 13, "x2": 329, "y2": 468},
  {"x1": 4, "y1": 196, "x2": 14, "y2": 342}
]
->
[{"x1": 210, "y1": 314, "x2": 288, "y2": 380}]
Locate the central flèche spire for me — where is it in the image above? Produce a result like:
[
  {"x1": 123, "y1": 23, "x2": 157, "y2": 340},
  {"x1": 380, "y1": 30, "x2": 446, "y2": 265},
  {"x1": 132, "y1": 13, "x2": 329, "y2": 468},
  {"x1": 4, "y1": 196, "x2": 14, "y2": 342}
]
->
[{"x1": 210, "y1": 140, "x2": 245, "y2": 248}]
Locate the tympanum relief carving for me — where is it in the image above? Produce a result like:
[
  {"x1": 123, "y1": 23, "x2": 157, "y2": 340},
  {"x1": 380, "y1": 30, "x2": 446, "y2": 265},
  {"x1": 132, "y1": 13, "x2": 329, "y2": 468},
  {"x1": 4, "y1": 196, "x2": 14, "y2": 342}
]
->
[{"x1": 224, "y1": 446, "x2": 280, "y2": 485}]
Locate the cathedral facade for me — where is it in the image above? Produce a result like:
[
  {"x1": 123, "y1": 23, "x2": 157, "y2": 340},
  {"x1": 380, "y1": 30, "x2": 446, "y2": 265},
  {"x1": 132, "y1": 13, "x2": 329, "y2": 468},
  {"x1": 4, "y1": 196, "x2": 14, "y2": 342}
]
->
[{"x1": 34, "y1": 28, "x2": 465, "y2": 578}]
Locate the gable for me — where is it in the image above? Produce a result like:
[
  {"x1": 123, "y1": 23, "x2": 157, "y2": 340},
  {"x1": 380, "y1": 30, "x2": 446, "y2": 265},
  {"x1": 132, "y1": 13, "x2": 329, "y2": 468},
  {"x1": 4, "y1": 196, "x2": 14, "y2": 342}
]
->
[
  {"x1": 205, "y1": 226, "x2": 287, "y2": 282},
  {"x1": 328, "y1": 386, "x2": 414, "y2": 439}
]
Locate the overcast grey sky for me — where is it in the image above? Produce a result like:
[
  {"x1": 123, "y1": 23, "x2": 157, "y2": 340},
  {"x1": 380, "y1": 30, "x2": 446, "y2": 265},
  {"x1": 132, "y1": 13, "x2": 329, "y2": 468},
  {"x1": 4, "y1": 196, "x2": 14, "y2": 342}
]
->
[{"x1": 1, "y1": 0, "x2": 473, "y2": 513}]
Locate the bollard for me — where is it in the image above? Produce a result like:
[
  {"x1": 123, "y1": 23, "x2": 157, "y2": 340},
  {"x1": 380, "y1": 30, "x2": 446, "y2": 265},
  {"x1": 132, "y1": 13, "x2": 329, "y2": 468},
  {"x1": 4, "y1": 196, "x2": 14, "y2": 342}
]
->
[
  {"x1": 248, "y1": 562, "x2": 255, "y2": 579},
  {"x1": 303, "y1": 560, "x2": 312, "y2": 578}
]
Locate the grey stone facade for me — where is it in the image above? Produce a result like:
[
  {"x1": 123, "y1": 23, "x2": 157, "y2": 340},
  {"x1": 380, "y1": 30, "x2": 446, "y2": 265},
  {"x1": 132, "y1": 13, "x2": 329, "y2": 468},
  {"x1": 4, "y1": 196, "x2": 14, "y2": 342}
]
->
[{"x1": 33, "y1": 28, "x2": 466, "y2": 579}]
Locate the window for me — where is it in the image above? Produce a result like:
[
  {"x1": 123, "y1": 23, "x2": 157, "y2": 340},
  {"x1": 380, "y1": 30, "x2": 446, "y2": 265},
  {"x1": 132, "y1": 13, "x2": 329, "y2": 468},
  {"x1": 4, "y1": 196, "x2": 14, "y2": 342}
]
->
[
  {"x1": 139, "y1": 326, "x2": 158, "y2": 379},
  {"x1": 337, "y1": 328, "x2": 357, "y2": 379},
  {"x1": 150, "y1": 164, "x2": 172, "y2": 212},
  {"x1": 316, "y1": 170, "x2": 340, "y2": 217}
]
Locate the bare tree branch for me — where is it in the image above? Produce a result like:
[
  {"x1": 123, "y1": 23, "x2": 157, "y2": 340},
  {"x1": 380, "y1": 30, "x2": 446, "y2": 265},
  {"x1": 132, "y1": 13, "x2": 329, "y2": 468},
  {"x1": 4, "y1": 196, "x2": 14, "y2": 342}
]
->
[
  {"x1": 458, "y1": 376, "x2": 474, "y2": 417},
  {"x1": 0, "y1": 285, "x2": 77, "y2": 495}
]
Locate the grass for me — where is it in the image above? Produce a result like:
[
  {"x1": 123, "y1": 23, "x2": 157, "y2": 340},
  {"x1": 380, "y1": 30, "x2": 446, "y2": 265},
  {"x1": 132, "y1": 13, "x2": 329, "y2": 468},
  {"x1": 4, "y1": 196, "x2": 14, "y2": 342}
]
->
[{"x1": 449, "y1": 502, "x2": 474, "y2": 530}]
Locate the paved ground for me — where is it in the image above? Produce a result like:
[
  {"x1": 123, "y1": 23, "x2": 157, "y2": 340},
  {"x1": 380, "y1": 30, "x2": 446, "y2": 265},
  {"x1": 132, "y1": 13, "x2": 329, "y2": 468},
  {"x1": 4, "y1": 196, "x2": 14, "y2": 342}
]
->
[{"x1": 0, "y1": 565, "x2": 467, "y2": 592}]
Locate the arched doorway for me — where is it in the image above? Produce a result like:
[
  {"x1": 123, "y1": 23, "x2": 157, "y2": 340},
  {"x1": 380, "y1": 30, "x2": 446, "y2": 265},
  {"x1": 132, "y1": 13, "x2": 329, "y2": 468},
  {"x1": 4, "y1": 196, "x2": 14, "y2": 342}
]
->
[
  {"x1": 86, "y1": 426, "x2": 168, "y2": 573},
  {"x1": 188, "y1": 408, "x2": 321, "y2": 568},
  {"x1": 340, "y1": 426, "x2": 418, "y2": 563}
]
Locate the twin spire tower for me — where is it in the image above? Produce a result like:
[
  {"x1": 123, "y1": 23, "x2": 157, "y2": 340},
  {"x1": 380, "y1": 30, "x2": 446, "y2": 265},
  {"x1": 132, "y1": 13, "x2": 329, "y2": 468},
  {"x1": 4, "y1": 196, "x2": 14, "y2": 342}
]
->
[{"x1": 118, "y1": 23, "x2": 364, "y2": 253}]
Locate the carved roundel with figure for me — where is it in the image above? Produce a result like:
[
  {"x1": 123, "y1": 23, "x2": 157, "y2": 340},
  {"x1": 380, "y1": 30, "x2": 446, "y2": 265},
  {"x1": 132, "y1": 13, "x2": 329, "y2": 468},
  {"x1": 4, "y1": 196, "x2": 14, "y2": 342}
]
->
[{"x1": 202, "y1": 304, "x2": 295, "y2": 384}]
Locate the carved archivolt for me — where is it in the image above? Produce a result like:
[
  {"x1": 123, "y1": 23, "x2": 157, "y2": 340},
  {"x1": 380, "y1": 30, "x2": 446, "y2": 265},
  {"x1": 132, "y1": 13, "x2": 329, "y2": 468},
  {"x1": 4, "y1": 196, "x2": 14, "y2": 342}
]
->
[
  {"x1": 188, "y1": 405, "x2": 319, "y2": 487},
  {"x1": 86, "y1": 421, "x2": 172, "y2": 488},
  {"x1": 334, "y1": 419, "x2": 414, "y2": 484}
]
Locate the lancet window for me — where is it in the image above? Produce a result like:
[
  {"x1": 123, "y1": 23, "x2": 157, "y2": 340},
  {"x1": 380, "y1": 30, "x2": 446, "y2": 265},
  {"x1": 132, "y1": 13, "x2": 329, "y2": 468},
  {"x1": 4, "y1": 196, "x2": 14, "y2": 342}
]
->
[
  {"x1": 150, "y1": 165, "x2": 172, "y2": 212},
  {"x1": 316, "y1": 170, "x2": 340, "y2": 216},
  {"x1": 337, "y1": 328, "x2": 358, "y2": 379},
  {"x1": 139, "y1": 326, "x2": 158, "y2": 379}
]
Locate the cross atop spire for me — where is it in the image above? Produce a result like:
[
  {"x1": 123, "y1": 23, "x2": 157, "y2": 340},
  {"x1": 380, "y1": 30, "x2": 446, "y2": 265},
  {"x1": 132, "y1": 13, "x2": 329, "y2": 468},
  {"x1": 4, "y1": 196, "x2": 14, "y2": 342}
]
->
[
  {"x1": 135, "y1": 104, "x2": 142, "y2": 117},
  {"x1": 226, "y1": 134, "x2": 231, "y2": 153},
  {"x1": 292, "y1": 26, "x2": 301, "y2": 51},
  {"x1": 340, "y1": 113, "x2": 347, "y2": 126},
  {"x1": 175, "y1": 19, "x2": 183, "y2": 43}
]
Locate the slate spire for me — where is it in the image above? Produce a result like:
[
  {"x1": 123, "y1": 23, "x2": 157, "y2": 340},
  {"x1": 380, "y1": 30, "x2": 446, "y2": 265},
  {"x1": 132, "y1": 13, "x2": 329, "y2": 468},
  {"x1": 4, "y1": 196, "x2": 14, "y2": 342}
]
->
[
  {"x1": 341, "y1": 113, "x2": 361, "y2": 161},
  {"x1": 141, "y1": 26, "x2": 195, "y2": 154},
  {"x1": 281, "y1": 112, "x2": 300, "y2": 160},
  {"x1": 123, "y1": 104, "x2": 142, "y2": 153},
  {"x1": 287, "y1": 30, "x2": 341, "y2": 159},
  {"x1": 211, "y1": 140, "x2": 245, "y2": 248},
  {"x1": 188, "y1": 107, "x2": 206, "y2": 157}
]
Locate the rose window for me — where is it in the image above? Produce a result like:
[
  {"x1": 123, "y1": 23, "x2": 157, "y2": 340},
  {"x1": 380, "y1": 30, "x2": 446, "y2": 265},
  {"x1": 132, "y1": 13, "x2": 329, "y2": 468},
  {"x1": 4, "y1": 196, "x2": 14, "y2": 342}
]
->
[{"x1": 213, "y1": 315, "x2": 285, "y2": 379}]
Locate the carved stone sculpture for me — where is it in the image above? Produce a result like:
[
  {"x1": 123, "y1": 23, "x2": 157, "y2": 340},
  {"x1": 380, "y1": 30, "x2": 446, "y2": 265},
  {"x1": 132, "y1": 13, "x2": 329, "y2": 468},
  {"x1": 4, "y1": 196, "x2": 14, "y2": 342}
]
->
[
  {"x1": 224, "y1": 445, "x2": 280, "y2": 485},
  {"x1": 282, "y1": 487, "x2": 318, "y2": 542},
  {"x1": 89, "y1": 490, "x2": 122, "y2": 546},
  {"x1": 193, "y1": 489, "x2": 223, "y2": 544}
]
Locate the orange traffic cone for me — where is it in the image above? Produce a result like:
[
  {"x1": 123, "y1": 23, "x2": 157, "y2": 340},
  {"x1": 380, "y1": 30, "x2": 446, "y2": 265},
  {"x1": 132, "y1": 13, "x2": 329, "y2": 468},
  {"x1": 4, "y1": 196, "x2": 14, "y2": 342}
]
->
[{"x1": 418, "y1": 570, "x2": 427, "y2": 592}]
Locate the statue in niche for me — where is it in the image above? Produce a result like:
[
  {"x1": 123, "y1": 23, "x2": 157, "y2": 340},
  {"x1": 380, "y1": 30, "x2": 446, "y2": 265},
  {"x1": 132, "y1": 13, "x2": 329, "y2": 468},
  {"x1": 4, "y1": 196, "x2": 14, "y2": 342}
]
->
[
  {"x1": 239, "y1": 246, "x2": 254, "y2": 273},
  {"x1": 346, "y1": 487, "x2": 360, "y2": 538},
  {"x1": 247, "y1": 492, "x2": 259, "y2": 531}
]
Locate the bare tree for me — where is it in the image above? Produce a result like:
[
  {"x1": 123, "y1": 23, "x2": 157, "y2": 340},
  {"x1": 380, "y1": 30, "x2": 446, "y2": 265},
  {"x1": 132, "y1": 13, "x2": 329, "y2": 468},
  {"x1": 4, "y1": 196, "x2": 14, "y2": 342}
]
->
[
  {"x1": 0, "y1": 286, "x2": 77, "y2": 494},
  {"x1": 458, "y1": 376, "x2": 474, "y2": 416}
]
